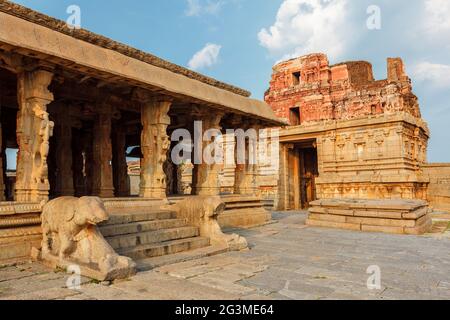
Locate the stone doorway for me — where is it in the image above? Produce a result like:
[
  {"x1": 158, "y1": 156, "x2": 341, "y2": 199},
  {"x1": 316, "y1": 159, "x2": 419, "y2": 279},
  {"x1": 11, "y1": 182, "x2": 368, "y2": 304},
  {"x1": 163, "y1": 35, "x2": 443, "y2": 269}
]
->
[{"x1": 288, "y1": 140, "x2": 318, "y2": 210}]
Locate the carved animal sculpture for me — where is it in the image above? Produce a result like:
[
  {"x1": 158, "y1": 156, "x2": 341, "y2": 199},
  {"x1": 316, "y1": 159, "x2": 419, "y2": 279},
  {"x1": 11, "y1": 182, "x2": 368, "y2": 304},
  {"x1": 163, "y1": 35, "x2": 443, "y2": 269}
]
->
[
  {"x1": 41, "y1": 196, "x2": 135, "y2": 279},
  {"x1": 169, "y1": 196, "x2": 247, "y2": 251},
  {"x1": 42, "y1": 197, "x2": 108, "y2": 259}
]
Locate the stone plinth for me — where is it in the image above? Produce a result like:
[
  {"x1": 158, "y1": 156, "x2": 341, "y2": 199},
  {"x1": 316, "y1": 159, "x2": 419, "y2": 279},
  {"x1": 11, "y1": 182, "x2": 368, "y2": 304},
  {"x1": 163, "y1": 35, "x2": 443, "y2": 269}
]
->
[
  {"x1": 218, "y1": 195, "x2": 272, "y2": 229},
  {"x1": 0, "y1": 202, "x2": 43, "y2": 265},
  {"x1": 306, "y1": 199, "x2": 432, "y2": 235}
]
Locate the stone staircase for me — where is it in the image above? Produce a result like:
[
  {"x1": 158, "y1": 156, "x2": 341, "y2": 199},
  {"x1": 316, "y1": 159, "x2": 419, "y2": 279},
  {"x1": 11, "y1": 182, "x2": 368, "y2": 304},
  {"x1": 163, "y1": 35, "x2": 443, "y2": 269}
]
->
[{"x1": 99, "y1": 206, "x2": 217, "y2": 270}]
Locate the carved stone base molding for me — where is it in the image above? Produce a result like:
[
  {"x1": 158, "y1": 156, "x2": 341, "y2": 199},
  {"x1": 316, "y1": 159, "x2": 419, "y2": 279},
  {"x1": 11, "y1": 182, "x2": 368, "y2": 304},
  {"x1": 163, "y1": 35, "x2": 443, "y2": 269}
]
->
[
  {"x1": 306, "y1": 199, "x2": 432, "y2": 235},
  {"x1": 0, "y1": 227, "x2": 42, "y2": 264},
  {"x1": 35, "y1": 197, "x2": 136, "y2": 281}
]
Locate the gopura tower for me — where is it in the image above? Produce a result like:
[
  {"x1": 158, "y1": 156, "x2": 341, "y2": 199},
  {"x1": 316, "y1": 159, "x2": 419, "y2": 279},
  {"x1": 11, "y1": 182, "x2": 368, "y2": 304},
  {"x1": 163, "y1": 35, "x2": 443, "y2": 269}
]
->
[{"x1": 265, "y1": 53, "x2": 430, "y2": 211}]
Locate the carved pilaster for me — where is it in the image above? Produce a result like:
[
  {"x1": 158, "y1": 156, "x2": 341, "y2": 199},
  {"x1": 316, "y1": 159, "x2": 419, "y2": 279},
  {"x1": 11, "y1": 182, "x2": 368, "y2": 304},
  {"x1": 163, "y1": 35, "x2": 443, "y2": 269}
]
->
[
  {"x1": 15, "y1": 69, "x2": 54, "y2": 202},
  {"x1": 135, "y1": 90, "x2": 171, "y2": 199},
  {"x1": 92, "y1": 106, "x2": 114, "y2": 198},
  {"x1": 112, "y1": 125, "x2": 130, "y2": 197},
  {"x1": 194, "y1": 111, "x2": 225, "y2": 196}
]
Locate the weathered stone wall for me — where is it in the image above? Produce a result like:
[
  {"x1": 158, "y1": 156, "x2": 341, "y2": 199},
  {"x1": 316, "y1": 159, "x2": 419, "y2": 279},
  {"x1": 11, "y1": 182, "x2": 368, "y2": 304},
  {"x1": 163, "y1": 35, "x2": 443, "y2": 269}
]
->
[
  {"x1": 315, "y1": 114, "x2": 429, "y2": 200},
  {"x1": 422, "y1": 164, "x2": 450, "y2": 212}
]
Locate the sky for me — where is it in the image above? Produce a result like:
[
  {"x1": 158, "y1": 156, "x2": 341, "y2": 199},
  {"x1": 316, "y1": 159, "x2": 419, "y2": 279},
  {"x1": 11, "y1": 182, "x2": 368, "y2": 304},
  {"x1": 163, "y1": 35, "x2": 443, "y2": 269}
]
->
[{"x1": 7, "y1": 0, "x2": 450, "y2": 163}]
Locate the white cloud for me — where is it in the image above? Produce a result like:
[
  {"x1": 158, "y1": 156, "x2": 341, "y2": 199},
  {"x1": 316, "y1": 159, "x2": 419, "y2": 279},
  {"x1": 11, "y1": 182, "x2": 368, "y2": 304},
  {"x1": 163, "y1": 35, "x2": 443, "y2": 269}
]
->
[
  {"x1": 412, "y1": 61, "x2": 450, "y2": 88},
  {"x1": 258, "y1": 0, "x2": 351, "y2": 61},
  {"x1": 188, "y1": 43, "x2": 222, "y2": 70},
  {"x1": 185, "y1": 0, "x2": 224, "y2": 17},
  {"x1": 424, "y1": 0, "x2": 450, "y2": 33}
]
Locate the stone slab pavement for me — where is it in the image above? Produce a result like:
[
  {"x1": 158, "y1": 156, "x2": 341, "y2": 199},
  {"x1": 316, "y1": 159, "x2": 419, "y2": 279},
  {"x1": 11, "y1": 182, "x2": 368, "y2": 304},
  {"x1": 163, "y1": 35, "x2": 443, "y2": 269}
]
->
[{"x1": 1, "y1": 212, "x2": 450, "y2": 300}]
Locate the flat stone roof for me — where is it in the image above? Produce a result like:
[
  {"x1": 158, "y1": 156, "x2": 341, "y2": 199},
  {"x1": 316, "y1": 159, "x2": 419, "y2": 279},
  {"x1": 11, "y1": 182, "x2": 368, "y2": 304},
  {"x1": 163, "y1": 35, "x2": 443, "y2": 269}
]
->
[{"x1": 0, "y1": 1, "x2": 250, "y2": 97}]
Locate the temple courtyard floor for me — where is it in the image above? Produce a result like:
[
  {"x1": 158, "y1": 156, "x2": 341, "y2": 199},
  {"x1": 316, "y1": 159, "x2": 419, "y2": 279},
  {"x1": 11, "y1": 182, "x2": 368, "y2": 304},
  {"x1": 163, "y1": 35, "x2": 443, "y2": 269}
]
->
[{"x1": 1, "y1": 212, "x2": 450, "y2": 300}]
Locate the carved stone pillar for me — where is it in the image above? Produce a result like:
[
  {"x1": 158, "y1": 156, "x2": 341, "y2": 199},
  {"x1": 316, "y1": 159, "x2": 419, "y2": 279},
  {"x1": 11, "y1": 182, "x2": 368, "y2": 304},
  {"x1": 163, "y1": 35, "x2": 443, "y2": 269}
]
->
[
  {"x1": 53, "y1": 107, "x2": 74, "y2": 196},
  {"x1": 234, "y1": 123, "x2": 259, "y2": 196},
  {"x1": 136, "y1": 90, "x2": 171, "y2": 199},
  {"x1": 92, "y1": 108, "x2": 114, "y2": 198},
  {"x1": 112, "y1": 125, "x2": 130, "y2": 197},
  {"x1": 194, "y1": 111, "x2": 224, "y2": 196},
  {"x1": 16, "y1": 69, "x2": 54, "y2": 202}
]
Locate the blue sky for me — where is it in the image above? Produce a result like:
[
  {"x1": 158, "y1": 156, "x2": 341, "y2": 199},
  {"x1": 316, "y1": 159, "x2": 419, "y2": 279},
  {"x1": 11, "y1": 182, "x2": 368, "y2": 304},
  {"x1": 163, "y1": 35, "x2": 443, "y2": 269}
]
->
[{"x1": 8, "y1": 0, "x2": 450, "y2": 163}]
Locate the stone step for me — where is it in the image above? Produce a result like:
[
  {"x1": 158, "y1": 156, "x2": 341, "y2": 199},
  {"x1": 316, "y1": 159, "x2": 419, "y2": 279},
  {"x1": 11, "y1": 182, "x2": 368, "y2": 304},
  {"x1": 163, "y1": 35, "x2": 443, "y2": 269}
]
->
[
  {"x1": 135, "y1": 244, "x2": 229, "y2": 271},
  {"x1": 221, "y1": 195, "x2": 261, "y2": 203},
  {"x1": 106, "y1": 226, "x2": 200, "y2": 250},
  {"x1": 99, "y1": 219, "x2": 188, "y2": 237},
  {"x1": 432, "y1": 212, "x2": 450, "y2": 221},
  {"x1": 118, "y1": 236, "x2": 211, "y2": 261},
  {"x1": 103, "y1": 210, "x2": 177, "y2": 226},
  {"x1": 262, "y1": 199, "x2": 275, "y2": 211},
  {"x1": 225, "y1": 202, "x2": 265, "y2": 210}
]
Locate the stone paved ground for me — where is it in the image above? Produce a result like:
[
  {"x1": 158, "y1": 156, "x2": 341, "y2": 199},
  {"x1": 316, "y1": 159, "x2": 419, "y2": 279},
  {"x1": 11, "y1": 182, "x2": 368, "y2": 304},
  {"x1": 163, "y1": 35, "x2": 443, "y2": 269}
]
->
[{"x1": 1, "y1": 212, "x2": 450, "y2": 300}]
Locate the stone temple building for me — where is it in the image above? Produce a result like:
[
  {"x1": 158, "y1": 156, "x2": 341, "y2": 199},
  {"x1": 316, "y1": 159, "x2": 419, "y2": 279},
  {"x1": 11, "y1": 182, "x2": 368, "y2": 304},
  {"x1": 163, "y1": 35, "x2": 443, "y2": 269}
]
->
[
  {"x1": 263, "y1": 53, "x2": 450, "y2": 234},
  {"x1": 0, "y1": 2, "x2": 282, "y2": 268}
]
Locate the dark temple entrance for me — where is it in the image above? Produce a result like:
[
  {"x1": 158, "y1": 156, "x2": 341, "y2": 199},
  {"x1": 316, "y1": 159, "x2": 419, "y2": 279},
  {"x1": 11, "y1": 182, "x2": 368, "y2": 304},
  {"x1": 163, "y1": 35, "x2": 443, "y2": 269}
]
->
[{"x1": 288, "y1": 139, "x2": 319, "y2": 210}]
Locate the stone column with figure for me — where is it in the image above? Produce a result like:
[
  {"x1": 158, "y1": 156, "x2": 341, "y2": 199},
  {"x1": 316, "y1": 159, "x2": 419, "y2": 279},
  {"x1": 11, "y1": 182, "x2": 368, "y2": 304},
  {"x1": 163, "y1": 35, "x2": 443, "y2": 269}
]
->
[
  {"x1": 135, "y1": 89, "x2": 172, "y2": 199},
  {"x1": 91, "y1": 105, "x2": 114, "y2": 198},
  {"x1": 16, "y1": 68, "x2": 54, "y2": 202},
  {"x1": 193, "y1": 111, "x2": 225, "y2": 196}
]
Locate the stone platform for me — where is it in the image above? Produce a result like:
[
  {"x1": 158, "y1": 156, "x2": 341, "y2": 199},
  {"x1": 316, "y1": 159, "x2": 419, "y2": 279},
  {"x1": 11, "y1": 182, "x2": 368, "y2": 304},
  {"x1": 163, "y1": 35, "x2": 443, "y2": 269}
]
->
[
  {"x1": 306, "y1": 199, "x2": 432, "y2": 235},
  {"x1": 0, "y1": 202, "x2": 42, "y2": 264}
]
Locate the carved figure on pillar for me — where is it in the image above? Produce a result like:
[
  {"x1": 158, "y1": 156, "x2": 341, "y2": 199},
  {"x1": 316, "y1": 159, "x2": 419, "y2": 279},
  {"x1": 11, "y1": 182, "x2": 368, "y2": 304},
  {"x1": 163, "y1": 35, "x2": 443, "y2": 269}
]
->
[
  {"x1": 16, "y1": 69, "x2": 54, "y2": 203},
  {"x1": 194, "y1": 111, "x2": 224, "y2": 196},
  {"x1": 134, "y1": 89, "x2": 171, "y2": 199}
]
